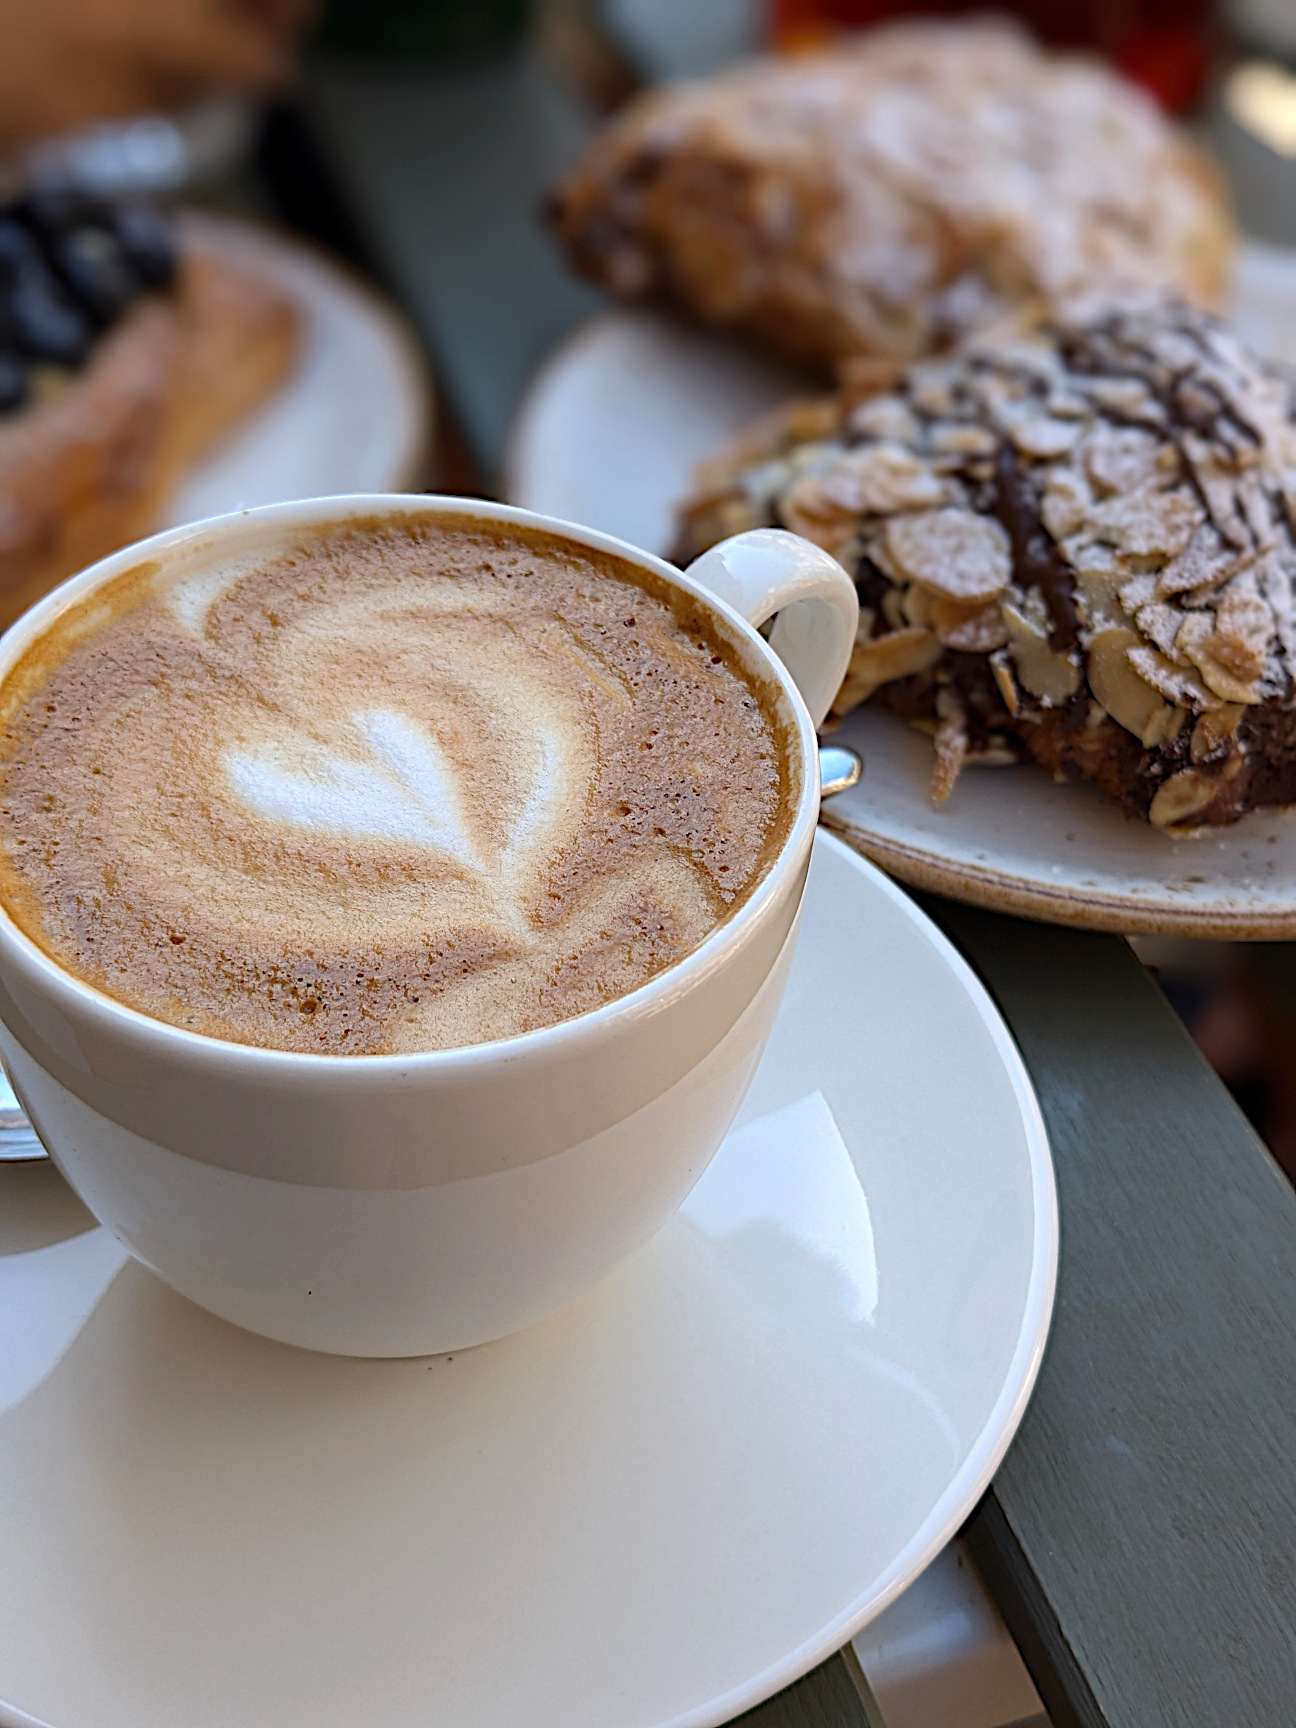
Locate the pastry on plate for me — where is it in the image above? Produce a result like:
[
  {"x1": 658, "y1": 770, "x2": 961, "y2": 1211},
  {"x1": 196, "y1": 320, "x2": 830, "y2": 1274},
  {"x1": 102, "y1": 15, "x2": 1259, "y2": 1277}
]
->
[
  {"x1": 551, "y1": 21, "x2": 1233, "y2": 369},
  {"x1": 0, "y1": 190, "x2": 298, "y2": 628},
  {"x1": 674, "y1": 296, "x2": 1296, "y2": 832}
]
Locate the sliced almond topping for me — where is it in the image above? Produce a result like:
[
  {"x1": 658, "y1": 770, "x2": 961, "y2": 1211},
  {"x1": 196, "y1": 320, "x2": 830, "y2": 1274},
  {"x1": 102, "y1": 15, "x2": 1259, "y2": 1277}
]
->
[
  {"x1": 907, "y1": 361, "x2": 960, "y2": 417},
  {"x1": 1117, "y1": 571, "x2": 1158, "y2": 615},
  {"x1": 1087, "y1": 626, "x2": 1179, "y2": 747},
  {"x1": 1261, "y1": 552, "x2": 1296, "y2": 661},
  {"x1": 1149, "y1": 769, "x2": 1218, "y2": 831},
  {"x1": 1176, "y1": 612, "x2": 1264, "y2": 704},
  {"x1": 1183, "y1": 445, "x2": 1251, "y2": 549},
  {"x1": 817, "y1": 443, "x2": 946, "y2": 515},
  {"x1": 1212, "y1": 569, "x2": 1273, "y2": 680},
  {"x1": 1083, "y1": 426, "x2": 1162, "y2": 495},
  {"x1": 1087, "y1": 484, "x2": 1203, "y2": 559},
  {"x1": 778, "y1": 398, "x2": 847, "y2": 445},
  {"x1": 1092, "y1": 628, "x2": 1181, "y2": 749},
  {"x1": 1195, "y1": 651, "x2": 1262, "y2": 705},
  {"x1": 832, "y1": 626, "x2": 942, "y2": 715},
  {"x1": 989, "y1": 647, "x2": 1019, "y2": 717},
  {"x1": 929, "y1": 594, "x2": 1008, "y2": 651},
  {"x1": 1041, "y1": 469, "x2": 1092, "y2": 541},
  {"x1": 847, "y1": 397, "x2": 920, "y2": 444},
  {"x1": 1238, "y1": 470, "x2": 1277, "y2": 551},
  {"x1": 1003, "y1": 600, "x2": 1081, "y2": 706},
  {"x1": 930, "y1": 702, "x2": 969, "y2": 806},
  {"x1": 1008, "y1": 416, "x2": 1080, "y2": 459},
  {"x1": 779, "y1": 474, "x2": 860, "y2": 559},
  {"x1": 1075, "y1": 569, "x2": 1127, "y2": 632},
  {"x1": 902, "y1": 584, "x2": 935, "y2": 628},
  {"x1": 861, "y1": 530, "x2": 903, "y2": 584},
  {"x1": 881, "y1": 586, "x2": 908, "y2": 631},
  {"x1": 1083, "y1": 377, "x2": 1159, "y2": 418},
  {"x1": 1191, "y1": 703, "x2": 1246, "y2": 763},
  {"x1": 1155, "y1": 523, "x2": 1247, "y2": 598},
  {"x1": 927, "y1": 422, "x2": 997, "y2": 456},
  {"x1": 885, "y1": 507, "x2": 1012, "y2": 604},
  {"x1": 1135, "y1": 601, "x2": 1188, "y2": 660},
  {"x1": 1128, "y1": 643, "x2": 1219, "y2": 710}
]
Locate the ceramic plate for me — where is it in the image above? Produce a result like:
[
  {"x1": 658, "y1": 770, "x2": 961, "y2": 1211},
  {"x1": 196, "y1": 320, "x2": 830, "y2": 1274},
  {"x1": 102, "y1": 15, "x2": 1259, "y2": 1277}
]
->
[
  {"x1": 505, "y1": 243, "x2": 1296, "y2": 936},
  {"x1": 163, "y1": 211, "x2": 430, "y2": 523},
  {"x1": 0, "y1": 832, "x2": 1055, "y2": 1728}
]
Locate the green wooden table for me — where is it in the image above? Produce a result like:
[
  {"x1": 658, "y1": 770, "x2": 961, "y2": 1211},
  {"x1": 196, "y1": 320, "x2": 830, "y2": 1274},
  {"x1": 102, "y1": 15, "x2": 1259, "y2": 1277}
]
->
[{"x1": 273, "y1": 48, "x2": 1296, "y2": 1725}]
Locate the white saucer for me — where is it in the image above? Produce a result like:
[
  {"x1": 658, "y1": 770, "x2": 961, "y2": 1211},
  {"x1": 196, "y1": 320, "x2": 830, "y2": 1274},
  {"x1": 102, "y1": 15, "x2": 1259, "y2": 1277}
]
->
[
  {"x1": 163, "y1": 211, "x2": 431, "y2": 525},
  {"x1": 505, "y1": 245, "x2": 1296, "y2": 937},
  {"x1": 0, "y1": 833, "x2": 1055, "y2": 1728}
]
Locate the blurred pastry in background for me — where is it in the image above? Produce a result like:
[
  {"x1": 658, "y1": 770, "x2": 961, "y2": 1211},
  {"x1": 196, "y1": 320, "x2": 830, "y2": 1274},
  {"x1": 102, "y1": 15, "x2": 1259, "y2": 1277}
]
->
[
  {"x1": 0, "y1": 0, "x2": 314, "y2": 156},
  {"x1": 674, "y1": 295, "x2": 1296, "y2": 832},
  {"x1": 551, "y1": 20, "x2": 1234, "y2": 370},
  {"x1": 0, "y1": 191, "x2": 297, "y2": 626}
]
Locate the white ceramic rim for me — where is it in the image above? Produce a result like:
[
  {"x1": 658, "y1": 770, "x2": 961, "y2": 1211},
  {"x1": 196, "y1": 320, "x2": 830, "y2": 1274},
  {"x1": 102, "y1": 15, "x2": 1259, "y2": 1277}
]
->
[
  {"x1": 0, "y1": 831, "x2": 1059, "y2": 1728},
  {"x1": 683, "y1": 832, "x2": 1059, "y2": 1727},
  {"x1": 0, "y1": 493, "x2": 820, "y2": 1082}
]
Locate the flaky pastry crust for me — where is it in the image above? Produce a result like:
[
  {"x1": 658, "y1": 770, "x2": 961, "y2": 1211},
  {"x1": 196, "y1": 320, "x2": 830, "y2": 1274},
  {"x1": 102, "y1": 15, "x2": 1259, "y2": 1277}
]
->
[
  {"x1": 0, "y1": 249, "x2": 297, "y2": 628},
  {"x1": 553, "y1": 21, "x2": 1233, "y2": 369}
]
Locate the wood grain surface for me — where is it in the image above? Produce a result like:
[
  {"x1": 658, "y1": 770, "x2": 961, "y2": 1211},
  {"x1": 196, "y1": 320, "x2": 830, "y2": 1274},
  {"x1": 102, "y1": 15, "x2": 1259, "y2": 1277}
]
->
[
  {"x1": 732, "y1": 1650, "x2": 880, "y2": 1727},
  {"x1": 924, "y1": 897, "x2": 1296, "y2": 1727}
]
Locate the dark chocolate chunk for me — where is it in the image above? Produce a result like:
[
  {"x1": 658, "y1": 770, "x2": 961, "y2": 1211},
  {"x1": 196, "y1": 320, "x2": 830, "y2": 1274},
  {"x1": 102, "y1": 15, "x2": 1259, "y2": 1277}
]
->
[{"x1": 991, "y1": 442, "x2": 1080, "y2": 651}]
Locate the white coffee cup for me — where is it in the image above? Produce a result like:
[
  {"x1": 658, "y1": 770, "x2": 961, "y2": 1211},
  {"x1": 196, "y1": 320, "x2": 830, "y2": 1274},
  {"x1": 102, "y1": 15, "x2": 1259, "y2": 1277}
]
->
[{"x1": 0, "y1": 496, "x2": 857, "y2": 1356}]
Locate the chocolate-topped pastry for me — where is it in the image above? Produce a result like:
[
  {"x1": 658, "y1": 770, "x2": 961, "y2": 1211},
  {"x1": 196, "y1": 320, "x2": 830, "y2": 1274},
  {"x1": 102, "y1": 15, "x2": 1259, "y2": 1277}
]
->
[
  {"x1": 674, "y1": 297, "x2": 1296, "y2": 831},
  {"x1": 0, "y1": 192, "x2": 297, "y2": 627},
  {"x1": 552, "y1": 21, "x2": 1233, "y2": 369}
]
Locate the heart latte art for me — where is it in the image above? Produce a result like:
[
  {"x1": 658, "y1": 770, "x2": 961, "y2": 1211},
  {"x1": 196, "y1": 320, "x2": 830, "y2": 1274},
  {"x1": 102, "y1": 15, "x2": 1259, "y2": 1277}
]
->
[{"x1": 0, "y1": 518, "x2": 792, "y2": 1052}]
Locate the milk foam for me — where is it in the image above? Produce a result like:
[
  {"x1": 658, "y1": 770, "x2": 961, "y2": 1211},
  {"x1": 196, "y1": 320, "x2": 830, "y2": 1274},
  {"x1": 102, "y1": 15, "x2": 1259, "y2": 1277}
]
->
[
  {"x1": 225, "y1": 698, "x2": 576, "y2": 941},
  {"x1": 0, "y1": 518, "x2": 791, "y2": 1053}
]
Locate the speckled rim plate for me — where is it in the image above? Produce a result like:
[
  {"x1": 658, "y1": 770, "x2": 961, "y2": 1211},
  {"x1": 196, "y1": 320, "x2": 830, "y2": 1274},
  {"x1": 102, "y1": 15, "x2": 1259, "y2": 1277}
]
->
[{"x1": 505, "y1": 244, "x2": 1296, "y2": 937}]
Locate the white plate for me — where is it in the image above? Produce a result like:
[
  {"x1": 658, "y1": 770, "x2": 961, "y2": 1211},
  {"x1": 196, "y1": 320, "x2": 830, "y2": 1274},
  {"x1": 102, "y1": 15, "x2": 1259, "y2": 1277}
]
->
[
  {"x1": 506, "y1": 244, "x2": 1296, "y2": 936},
  {"x1": 0, "y1": 832, "x2": 1055, "y2": 1728},
  {"x1": 162, "y1": 211, "x2": 430, "y2": 523}
]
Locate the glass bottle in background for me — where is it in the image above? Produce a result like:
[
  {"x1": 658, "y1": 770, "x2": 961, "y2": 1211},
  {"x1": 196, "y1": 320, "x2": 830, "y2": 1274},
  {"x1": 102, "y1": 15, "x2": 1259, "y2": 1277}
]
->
[{"x1": 768, "y1": 0, "x2": 1219, "y2": 112}]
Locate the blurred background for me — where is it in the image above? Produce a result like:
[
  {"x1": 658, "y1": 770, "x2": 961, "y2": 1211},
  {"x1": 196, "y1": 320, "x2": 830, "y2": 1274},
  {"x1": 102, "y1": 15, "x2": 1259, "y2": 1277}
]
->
[{"x1": 7, "y1": 0, "x2": 1296, "y2": 1182}]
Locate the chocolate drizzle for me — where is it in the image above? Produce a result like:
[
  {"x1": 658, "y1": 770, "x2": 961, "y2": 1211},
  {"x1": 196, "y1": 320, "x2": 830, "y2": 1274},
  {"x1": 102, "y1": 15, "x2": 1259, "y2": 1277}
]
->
[
  {"x1": 991, "y1": 442, "x2": 1081, "y2": 650},
  {"x1": 675, "y1": 293, "x2": 1296, "y2": 826}
]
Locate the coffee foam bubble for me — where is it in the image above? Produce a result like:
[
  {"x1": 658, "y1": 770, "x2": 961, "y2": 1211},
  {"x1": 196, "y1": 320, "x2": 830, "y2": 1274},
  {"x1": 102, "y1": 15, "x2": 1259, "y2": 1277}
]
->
[{"x1": 0, "y1": 517, "x2": 793, "y2": 1053}]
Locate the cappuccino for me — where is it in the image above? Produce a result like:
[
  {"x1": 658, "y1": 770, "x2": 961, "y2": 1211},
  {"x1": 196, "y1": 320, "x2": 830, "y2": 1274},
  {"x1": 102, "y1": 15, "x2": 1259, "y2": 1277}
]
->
[{"x1": 0, "y1": 515, "x2": 795, "y2": 1053}]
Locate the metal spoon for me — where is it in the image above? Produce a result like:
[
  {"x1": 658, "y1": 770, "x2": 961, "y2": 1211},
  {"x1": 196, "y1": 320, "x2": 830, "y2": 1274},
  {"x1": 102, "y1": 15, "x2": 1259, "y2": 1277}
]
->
[
  {"x1": 819, "y1": 744, "x2": 862, "y2": 798},
  {"x1": 0, "y1": 1066, "x2": 46, "y2": 1163},
  {"x1": 0, "y1": 742, "x2": 866, "y2": 1165}
]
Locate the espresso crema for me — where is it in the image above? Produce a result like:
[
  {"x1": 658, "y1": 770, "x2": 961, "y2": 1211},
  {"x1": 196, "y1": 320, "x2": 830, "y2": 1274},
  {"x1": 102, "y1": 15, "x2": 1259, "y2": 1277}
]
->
[{"x1": 0, "y1": 516, "x2": 795, "y2": 1053}]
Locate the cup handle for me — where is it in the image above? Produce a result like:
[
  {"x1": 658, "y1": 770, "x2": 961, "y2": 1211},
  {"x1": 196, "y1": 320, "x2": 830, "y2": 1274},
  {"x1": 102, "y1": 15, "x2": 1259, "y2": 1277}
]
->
[{"x1": 683, "y1": 529, "x2": 858, "y2": 730}]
